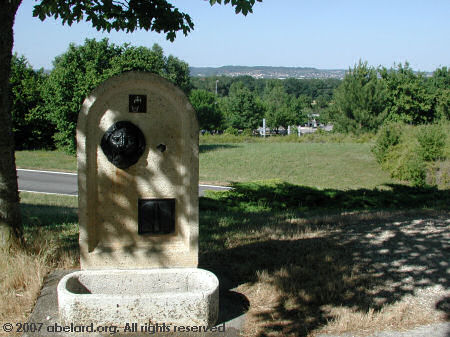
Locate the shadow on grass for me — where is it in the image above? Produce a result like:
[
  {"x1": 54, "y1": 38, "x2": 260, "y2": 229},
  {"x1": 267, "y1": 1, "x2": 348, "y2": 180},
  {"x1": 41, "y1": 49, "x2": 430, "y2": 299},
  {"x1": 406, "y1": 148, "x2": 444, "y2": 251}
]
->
[
  {"x1": 203, "y1": 181, "x2": 450, "y2": 212},
  {"x1": 20, "y1": 203, "x2": 79, "y2": 255},
  {"x1": 199, "y1": 144, "x2": 239, "y2": 153},
  {"x1": 199, "y1": 182, "x2": 450, "y2": 336}
]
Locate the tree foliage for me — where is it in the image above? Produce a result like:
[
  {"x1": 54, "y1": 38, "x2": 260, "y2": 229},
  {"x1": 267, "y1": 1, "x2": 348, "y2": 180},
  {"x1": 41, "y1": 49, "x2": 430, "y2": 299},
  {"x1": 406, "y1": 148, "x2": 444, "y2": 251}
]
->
[
  {"x1": 380, "y1": 63, "x2": 436, "y2": 124},
  {"x1": 221, "y1": 82, "x2": 264, "y2": 130},
  {"x1": 263, "y1": 82, "x2": 303, "y2": 130},
  {"x1": 189, "y1": 89, "x2": 223, "y2": 131},
  {"x1": 429, "y1": 67, "x2": 450, "y2": 121},
  {"x1": 9, "y1": 54, "x2": 52, "y2": 150},
  {"x1": 42, "y1": 38, "x2": 191, "y2": 153},
  {"x1": 32, "y1": 0, "x2": 261, "y2": 41},
  {"x1": 330, "y1": 61, "x2": 387, "y2": 133},
  {"x1": 190, "y1": 77, "x2": 332, "y2": 130}
]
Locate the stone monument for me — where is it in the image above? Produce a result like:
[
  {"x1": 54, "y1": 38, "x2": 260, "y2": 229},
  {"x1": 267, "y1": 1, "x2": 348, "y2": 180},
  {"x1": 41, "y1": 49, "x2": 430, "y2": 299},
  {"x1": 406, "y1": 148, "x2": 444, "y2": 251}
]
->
[
  {"x1": 58, "y1": 72, "x2": 218, "y2": 327},
  {"x1": 77, "y1": 71, "x2": 199, "y2": 269}
]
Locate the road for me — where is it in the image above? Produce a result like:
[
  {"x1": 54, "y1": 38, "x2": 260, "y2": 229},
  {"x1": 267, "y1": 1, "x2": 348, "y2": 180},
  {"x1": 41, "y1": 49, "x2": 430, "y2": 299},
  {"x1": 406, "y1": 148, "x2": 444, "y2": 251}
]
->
[{"x1": 17, "y1": 169, "x2": 230, "y2": 197}]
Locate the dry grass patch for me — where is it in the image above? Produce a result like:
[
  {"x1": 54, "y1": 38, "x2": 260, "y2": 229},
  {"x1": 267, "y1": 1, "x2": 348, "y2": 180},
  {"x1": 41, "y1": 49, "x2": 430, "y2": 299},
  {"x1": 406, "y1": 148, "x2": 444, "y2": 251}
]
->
[
  {"x1": 200, "y1": 209, "x2": 450, "y2": 337},
  {"x1": 0, "y1": 239, "x2": 77, "y2": 337},
  {"x1": 0, "y1": 192, "x2": 79, "y2": 336}
]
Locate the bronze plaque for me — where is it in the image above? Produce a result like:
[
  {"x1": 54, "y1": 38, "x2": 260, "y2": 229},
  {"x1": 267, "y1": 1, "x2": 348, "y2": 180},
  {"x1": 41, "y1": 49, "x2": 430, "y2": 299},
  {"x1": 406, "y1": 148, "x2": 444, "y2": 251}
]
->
[{"x1": 129, "y1": 94, "x2": 147, "y2": 113}]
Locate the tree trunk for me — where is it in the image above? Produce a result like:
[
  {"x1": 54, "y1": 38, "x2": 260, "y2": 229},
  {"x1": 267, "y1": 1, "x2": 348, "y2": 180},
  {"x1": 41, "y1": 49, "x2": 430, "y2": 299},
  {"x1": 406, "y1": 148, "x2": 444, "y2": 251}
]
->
[{"x1": 0, "y1": 0, "x2": 23, "y2": 249}]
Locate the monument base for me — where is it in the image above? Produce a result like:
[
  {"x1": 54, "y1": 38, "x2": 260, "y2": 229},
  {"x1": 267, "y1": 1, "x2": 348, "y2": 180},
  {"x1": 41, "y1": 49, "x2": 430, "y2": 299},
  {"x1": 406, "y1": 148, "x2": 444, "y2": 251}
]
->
[{"x1": 57, "y1": 268, "x2": 219, "y2": 327}]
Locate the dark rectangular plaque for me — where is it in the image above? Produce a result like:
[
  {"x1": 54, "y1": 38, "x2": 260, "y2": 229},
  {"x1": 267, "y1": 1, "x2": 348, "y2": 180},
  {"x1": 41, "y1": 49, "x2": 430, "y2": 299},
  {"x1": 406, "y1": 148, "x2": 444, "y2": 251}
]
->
[
  {"x1": 129, "y1": 94, "x2": 147, "y2": 113},
  {"x1": 138, "y1": 199, "x2": 175, "y2": 235}
]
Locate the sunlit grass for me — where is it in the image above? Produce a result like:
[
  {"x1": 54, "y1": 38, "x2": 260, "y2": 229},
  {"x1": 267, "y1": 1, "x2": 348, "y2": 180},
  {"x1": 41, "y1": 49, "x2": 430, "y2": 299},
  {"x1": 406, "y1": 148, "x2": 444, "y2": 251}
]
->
[
  {"x1": 200, "y1": 142, "x2": 397, "y2": 189},
  {"x1": 15, "y1": 150, "x2": 76, "y2": 172}
]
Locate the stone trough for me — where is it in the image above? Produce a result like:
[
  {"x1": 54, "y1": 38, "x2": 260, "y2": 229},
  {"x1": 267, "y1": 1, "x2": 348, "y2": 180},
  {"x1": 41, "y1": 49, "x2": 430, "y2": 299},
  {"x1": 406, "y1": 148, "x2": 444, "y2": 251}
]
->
[{"x1": 58, "y1": 269, "x2": 219, "y2": 327}]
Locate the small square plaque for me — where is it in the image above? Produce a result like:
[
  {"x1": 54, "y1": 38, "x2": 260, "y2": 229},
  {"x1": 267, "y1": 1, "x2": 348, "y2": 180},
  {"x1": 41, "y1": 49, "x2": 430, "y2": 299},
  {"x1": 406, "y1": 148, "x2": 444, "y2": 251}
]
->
[
  {"x1": 138, "y1": 199, "x2": 175, "y2": 235},
  {"x1": 129, "y1": 94, "x2": 147, "y2": 113}
]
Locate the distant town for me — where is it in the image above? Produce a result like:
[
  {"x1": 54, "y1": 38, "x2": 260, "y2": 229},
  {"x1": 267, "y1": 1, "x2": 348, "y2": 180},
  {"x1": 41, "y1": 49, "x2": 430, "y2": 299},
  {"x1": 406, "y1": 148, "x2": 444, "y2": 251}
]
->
[{"x1": 190, "y1": 66, "x2": 347, "y2": 79}]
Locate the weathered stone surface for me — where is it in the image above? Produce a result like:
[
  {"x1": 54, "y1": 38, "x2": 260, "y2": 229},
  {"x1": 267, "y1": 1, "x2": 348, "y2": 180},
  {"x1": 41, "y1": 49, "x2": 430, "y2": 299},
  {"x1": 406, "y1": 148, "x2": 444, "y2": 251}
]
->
[
  {"x1": 77, "y1": 72, "x2": 199, "y2": 269},
  {"x1": 58, "y1": 269, "x2": 219, "y2": 327}
]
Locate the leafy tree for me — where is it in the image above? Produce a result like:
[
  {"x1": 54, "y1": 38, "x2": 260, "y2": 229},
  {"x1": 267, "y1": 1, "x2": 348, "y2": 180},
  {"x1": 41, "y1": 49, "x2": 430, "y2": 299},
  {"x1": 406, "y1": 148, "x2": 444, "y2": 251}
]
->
[
  {"x1": 0, "y1": 0, "x2": 261, "y2": 248},
  {"x1": 189, "y1": 89, "x2": 223, "y2": 130},
  {"x1": 221, "y1": 82, "x2": 264, "y2": 130},
  {"x1": 263, "y1": 83, "x2": 297, "y2": 131},
  {"x1": 380, "y1": 63, "x2": 435, "y2": 124},
  {"x1": 42, "y1": 38, "x2": 122, "y2": 153},
  {"x1": 330, "y1": 61, "x2": 387, "y2": 133},
  {"x1": 429, "y1": 67, "x2": 450, "y2": 121},
  {"x1": 9, "y1": 54, "x2": 52, "y2": 150},
  {"x1": 291, "y1": 95, "x2": 312, "y2": 126},
  {"x1": 42, "y1": 39, "x2": 191, "y2": 153},
  {"x1": 430, "y1": 66, "x2": 450, "y2": 89}
]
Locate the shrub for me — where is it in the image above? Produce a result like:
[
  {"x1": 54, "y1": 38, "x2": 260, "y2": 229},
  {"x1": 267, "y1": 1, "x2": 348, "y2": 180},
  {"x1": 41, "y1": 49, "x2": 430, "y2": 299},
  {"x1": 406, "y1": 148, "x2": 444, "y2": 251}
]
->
[
  {"x1": 381, "y1": 130, "x2": 426, "y2": 186},
  {"x1": 372, "y1": 122, "x2": 403, "y2": 164},
  {"x1": 416, "y1": 124, "x2": 447, "y2": 162},
  {"x1": 241, "y1": 129, "x2": 254, "y2": 137},
  {"x1": 404, "y1": 158, "x2": 427, "y2": 187},
  {"x1": 224, "y1": 127, "x2": 240, "y2": 136},
  {"x1": 426, "y1": 159, "x2": 450, "y2": 189},
  {"x1": 374, "y1": 122, "x2": 450, "y2": 187}
]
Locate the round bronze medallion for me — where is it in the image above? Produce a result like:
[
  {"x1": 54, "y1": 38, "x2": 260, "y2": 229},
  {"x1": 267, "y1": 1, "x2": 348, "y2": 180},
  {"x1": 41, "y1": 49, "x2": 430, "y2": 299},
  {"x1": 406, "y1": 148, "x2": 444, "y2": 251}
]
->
[{"x1": 100, "y1": 121, "x2": 146, "y2": 169}]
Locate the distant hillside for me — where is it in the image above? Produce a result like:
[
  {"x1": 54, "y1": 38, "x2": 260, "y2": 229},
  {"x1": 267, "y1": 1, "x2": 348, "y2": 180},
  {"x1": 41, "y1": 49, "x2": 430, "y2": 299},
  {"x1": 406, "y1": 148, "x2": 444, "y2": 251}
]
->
[{"x1": 189, "y1": 65, "x2": 346, "y2": 79}]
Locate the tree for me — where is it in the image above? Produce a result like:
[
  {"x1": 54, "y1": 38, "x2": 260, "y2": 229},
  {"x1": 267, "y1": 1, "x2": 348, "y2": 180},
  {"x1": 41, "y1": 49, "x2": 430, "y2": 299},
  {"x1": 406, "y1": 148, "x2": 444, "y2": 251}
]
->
[
  {"x1": 189, "y1": 89, "x2": 223, "y2": 131},
  {"x1": 330, "y1": 61, "x2": 387, "y2": 133},
  {"x1": 0, "y1": 0, "x2": 261, "y2": 249},
  {"x1": 263, "y1": 82, "x2": 297, "y2": 131},
  {"x1": 9, "y1": 54, "x2": 51, "y2": 150},
  {"x1": 42, "y1": 39, "x2": 190, "y2": 153},
  {"x1": 0, "y1": 0, "x2": 23, "y2": 248},
  {"x1": 429, "y1": 67, "x2": 450, "y2": 121},
  {"x1": 42, "y1": 38, "x2": 122, "y2": 153},
  {"x1": 221, "y1": 82, "x2": 264, "y2": 130},
  {"x1": 380, "y1": 62, "x2": 435, "y2": 124}
]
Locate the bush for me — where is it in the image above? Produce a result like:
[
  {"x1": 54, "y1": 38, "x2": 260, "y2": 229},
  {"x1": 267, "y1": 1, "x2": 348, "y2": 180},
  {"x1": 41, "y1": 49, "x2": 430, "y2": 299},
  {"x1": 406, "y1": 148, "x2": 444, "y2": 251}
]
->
[
  {"x1": 381, "y1": 130, "x2": 427, "y2": 186},
  {"x1": 426, "y1": 159, "x2": 450, "y2": 189},
  {"x1": 224, "y1": 127, "x2": 240, "y2": 136},
  {"x1": 416, "y1": 124, "x2": 447, "y2": 162},
  {"x1": 241, "y1": 129, "x2": 254, "y2": 137},
  {"x1": 372, "y1": 122, "x2": 403, "y2": 164},
  {"x1": 373, "y1": 122, "x2": 450, "y2": 187}
]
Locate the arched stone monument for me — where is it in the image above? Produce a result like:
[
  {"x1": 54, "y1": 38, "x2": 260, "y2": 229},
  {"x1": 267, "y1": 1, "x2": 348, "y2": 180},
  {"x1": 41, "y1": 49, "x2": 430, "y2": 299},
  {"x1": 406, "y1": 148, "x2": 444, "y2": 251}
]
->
[
  {"x1": 58, "y1": 72, "x2": 218, "y2": 327},
  {"x1": 77, "y1": 71, "x2": 199, "y2": 269}
]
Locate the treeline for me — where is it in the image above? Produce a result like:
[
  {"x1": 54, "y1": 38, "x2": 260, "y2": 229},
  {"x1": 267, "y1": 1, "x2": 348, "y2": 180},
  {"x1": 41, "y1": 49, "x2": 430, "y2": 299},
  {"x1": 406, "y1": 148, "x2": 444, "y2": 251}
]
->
[
  {"x1": 189, "y1": 61, "x2": 449, "y2": 133},
  {"x1": 190, "y1": 76, "x2": 339, "y2": 132},
  {"x1": 9, "y1": 39, "x2": 340, "y2": 153},
  {"x1": 9, "y1": 39, "x2": 449, "y2": 156},
  {"x1": 330, "y1": 61, "x2": 449, "y2": 133}
]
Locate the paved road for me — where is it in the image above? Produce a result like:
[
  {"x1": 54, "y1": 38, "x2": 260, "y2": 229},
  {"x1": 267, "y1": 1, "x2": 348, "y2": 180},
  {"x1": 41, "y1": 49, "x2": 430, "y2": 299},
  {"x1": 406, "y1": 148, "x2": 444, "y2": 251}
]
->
[{"x1": 17, "y1": 169, "x2": 230, "y2": 197}]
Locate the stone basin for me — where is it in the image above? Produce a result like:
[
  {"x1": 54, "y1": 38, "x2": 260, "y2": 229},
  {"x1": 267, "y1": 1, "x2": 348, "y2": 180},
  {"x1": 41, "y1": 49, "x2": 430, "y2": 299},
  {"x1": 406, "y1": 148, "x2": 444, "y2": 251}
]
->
[{"x1": 57, "y1": 268, "x2": 219, "y2": 327}]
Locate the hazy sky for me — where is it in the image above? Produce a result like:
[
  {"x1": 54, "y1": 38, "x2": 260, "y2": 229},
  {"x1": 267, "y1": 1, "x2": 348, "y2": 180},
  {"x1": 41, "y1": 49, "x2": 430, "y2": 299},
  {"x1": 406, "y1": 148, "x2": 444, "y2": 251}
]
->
[{"x1": 13, "y1": 0, "x2": 450, "y2": 71}]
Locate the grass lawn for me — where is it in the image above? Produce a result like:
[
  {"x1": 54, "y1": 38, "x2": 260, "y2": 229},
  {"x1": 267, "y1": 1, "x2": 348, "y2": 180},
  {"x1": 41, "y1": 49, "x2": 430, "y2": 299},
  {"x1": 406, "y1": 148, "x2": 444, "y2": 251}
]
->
[
  {"x1": 199, "y1": 142, "x2": 396, "y2": 189},
  {"x1": 16, "y1": 141, "x2": 397, "y2": 189},
  {"x1": 15, "y1": 150, "x2": 77, "y2": 172}
]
